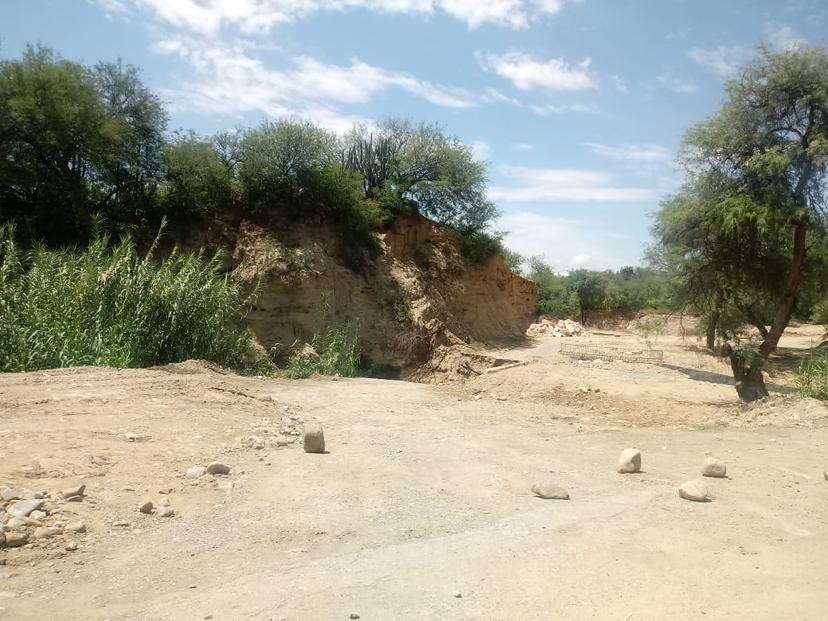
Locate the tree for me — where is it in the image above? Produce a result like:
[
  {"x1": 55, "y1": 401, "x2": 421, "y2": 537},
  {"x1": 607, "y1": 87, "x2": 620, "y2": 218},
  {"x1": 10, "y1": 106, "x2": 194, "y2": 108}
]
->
[
  {"x1": 0, "y1": 46, "x2": 167, "y2": 243},
  {"x1": 654, "y1": 46, "x2": 828, "y2": 401},
  {"x1": 160, "y1": 133, "x2": 235, "y2": 216}
]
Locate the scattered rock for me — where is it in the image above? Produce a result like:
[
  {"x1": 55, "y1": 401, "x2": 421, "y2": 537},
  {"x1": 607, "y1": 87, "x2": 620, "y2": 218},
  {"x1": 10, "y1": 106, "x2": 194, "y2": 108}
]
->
[
  {"x1": 452, "y1": 589, "x2": 463, "y2": 598},
  {"x1": 61, "y1": 485, "x2": 85, "y2": 500},
  {"x1": 241, "y1": 436, "x2": 266, "y2": 450},
  {"x1": 112, "y1": 520, "x2": 130, "y2": 527},
  {"x1": 156, "y1": 506, "x2": 175, "y2": 518},
  {"x1": 7, "y1": 499, "x2": 45, "y2": 518},
  {"x1": 64, "y1": 521, "x2": 86, "y2": 534},
  {"x1": 617, "y1": 448, "x2": 642, "y2": 474},
  {"x1": 125, "y1": 433, "x2": 138, "y2": 442},
  {"x1": 0, "y1": 487, "x2": 20, "y2": 502},
  {"x1": 530, "y1": 481, "x2": 570, "y2": 500},
  {"x1": 90, "y1": 455, "x2": 107, "y2": 466},
  {"x1": 33, "y1": 526, "x2": 62, "y2": 539},
  {"x1": 0, "y1": 532, "x2": 4, "y2": 547},
  {"x1": 65, "y1": 541, "x2": 78, "y2": 552},
  {"x1": 139, "y1": 501, "x2": 154, "y2": 514},
  {"x1": 4, "y1": 532, "x2": 29, "y2": 548},
  {"x1": 186, "y1": 466, "x2": 207, "y2": 479},
  {"x1": 350, "y1": 614, "x2": 360, "y2": 620},
  {"x1": 679, "y1": 479, "x2": 712, "y2": 502},
  {"x1": 29, "y1": 510, "x2": 47, "y2": 520},
  {"x1": 6, "y1": 516, "x2": 40, "y2": 529},
  {"x1": 206, "y1": 462, "x2": 230, "y2": 475},
  {"x1": 824, "y1": 470, "x2": 827, "y2": 482},
  {"x1": 702, "y1": 457, "x2": 727, "y2": 478},
  {"x1": 303, "y1": 424, "x2": 326, "y2": 454},
  {"x1": 21, "y1": 489, "x2": 44, "y2": 500}
]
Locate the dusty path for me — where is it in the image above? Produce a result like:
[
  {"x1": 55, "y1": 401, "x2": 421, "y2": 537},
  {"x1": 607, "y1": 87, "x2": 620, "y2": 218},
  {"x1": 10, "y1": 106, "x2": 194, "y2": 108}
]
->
[{"x1": 1, "y1": 356, "x2": 827, "y2": 620}]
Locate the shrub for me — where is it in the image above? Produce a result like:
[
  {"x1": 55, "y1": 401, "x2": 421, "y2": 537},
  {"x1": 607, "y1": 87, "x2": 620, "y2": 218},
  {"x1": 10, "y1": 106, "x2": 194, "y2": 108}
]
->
[
  {"x1": 457, "y1": 229, "x2": 503, "y2": 263},
  {"x1": 811, "y1": 299, "x2": 828, "y2": 325},
  {"x1": 285, "y1": 324, "x2": 362, "y2": 379},
  {"x1": 0, "y1": 224, "x2": 256, "y2": 372},
  {"x1": 798, "y1": 352, "x2": 828, "y2": 400}
]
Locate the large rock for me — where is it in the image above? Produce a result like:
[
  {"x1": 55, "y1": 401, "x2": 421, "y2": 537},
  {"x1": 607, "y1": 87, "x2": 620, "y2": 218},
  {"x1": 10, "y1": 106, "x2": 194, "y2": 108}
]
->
[
  {"x1": 702, "y1": 457, "x2": 727, "y2": 478},
  {"x1": 530, "y1": 481, "x2": 570, "y2": 500},
  {"x1": 4, "y1": 531, "x2": 29, "y2": 547},
  {"x1": 617, "y1": 448, "x2": 642, "y2": 474},
  {"x1": 679, "y1": 479, "x2": 711, "y2": 502},
  {"x1": 303, "y1": 424, "x2": 326, "y2": 454},
  {"x1": 206, "y1": 462, "x2": 230, "y2": 475},
  {"x1": 7, "y1": 498, "x2": 44, "y2": 518}
]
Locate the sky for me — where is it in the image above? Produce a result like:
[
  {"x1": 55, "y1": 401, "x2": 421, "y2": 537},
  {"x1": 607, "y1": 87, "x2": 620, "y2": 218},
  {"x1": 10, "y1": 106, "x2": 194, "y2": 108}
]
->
[{"x1": 2, "y1": 0, "x2": 827, "y2": 271}]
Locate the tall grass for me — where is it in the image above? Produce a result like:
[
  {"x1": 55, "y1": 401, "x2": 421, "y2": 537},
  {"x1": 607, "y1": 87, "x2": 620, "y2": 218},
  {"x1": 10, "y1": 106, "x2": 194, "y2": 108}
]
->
[
  {"x1": 798, "y1": 351, "x2": 828, "y2": 401},
  {"x1": 0, "y1": 225, "x2": 257, "y2": 372},
  {"x1": 285, "y1": 324, "x2": 362, "y2": 379}
]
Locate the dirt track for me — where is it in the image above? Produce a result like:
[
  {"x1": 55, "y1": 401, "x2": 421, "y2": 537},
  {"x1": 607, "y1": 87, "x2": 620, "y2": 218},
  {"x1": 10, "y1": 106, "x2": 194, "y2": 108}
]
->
[{"x1": 1, "y1": 328, "x2": 828, "y2": 620}]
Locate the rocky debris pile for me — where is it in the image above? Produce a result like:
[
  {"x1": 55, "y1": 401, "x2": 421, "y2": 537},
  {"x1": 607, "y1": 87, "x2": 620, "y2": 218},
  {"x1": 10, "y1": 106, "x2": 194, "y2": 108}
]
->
[
  {"x1": 526, "y1": 317, "x2": 587, "y2": 338},
  {"x1": 239, "y1": 408, "x2": 304, "y2": 451},
  {"x1": 1, "y1": 483, "x2": 88, "y2": 552}
]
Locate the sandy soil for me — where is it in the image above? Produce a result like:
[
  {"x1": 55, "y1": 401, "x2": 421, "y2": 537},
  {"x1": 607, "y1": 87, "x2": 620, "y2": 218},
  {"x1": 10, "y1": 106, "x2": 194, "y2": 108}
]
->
[{"x1": 1, "y1": 327, "x2": 827, "y2": 620}]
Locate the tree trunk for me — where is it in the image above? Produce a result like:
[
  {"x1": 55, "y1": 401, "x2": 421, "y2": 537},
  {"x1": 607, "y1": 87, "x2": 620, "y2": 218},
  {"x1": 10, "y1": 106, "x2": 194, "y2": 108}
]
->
[
  {"x1": 728, "y1": 218, "x2": 807, "y2": 402},
  {"x1": 706, "y1": 314, "x2": 717, "y2": 350}
]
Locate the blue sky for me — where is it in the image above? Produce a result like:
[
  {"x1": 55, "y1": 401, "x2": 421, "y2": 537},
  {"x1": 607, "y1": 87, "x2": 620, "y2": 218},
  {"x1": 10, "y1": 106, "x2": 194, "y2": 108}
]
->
[{"x1": 3, "y1": 0, "x2": 827, "y2": 270}]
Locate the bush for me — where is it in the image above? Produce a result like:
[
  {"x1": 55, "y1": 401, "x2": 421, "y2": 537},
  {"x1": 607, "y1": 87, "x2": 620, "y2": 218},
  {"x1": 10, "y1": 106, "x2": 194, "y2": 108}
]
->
[
  {"x1": 811, "y1": 299, "x2": 828, "y2": 325},
  {"x1": 798, "y1": 352, "x2": 828, "y2": 400},
  {"x1": 0, "y1": 225, "x2": 256, "y2": 372},
  {"x1": 285, "y1": 324, "x2": 362, "y2": 379},
  {"x1": 457, "y1": 229, "x2": 503, "y2": 263}
]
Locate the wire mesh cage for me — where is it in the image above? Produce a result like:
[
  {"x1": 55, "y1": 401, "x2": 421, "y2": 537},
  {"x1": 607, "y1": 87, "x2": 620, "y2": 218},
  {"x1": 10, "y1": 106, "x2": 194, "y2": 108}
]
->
[{"x1": 558, "y1": 342, "x2": 664, "y2": 364}]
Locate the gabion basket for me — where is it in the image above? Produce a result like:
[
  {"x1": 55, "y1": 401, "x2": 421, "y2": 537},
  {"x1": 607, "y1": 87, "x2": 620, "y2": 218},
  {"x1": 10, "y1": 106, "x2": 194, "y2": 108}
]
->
[{"x1": 558, "y1": 343, "x2": 664, "y2": 364}]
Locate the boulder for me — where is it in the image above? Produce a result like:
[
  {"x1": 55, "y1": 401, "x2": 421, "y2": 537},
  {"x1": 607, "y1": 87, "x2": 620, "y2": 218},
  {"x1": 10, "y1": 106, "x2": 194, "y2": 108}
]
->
[
  {"x1": 617, "y1": 448, "x2": 642, "y2": 474},
  {"x1": 701, "y1": 457, "x2": 727, "y2": 478},
  {"x1": 303, "y1": 424, "x2": 326, "y2": 454},
  {"x1": 679, "y1": 479, "x2": 711, "y2": 502}
]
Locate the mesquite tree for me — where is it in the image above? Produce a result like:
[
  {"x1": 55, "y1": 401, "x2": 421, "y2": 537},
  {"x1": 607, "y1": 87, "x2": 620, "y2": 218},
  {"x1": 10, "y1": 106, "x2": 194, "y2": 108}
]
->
[{"x1": 655, "y1": 46, "x2": 828, "y2": 401}]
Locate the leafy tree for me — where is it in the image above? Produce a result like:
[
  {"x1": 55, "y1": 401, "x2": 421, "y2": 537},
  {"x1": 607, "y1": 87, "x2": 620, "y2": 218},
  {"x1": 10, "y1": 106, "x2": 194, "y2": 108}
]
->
[
  {"x1": 160, "y1": 133, "x2": 235, "y2": 215},
  {"x1": 502, "y1": 248, "x2": 525, "y2": 275},
  {"x1": 654, "y1": 46, "x2": 828, "y2": 401},
  {"x1": 0, "y1": 46, "x2": 167, "y2": 243},
  {"x1": 527, "y1": 257, "x2": 580, "y2": 319}
]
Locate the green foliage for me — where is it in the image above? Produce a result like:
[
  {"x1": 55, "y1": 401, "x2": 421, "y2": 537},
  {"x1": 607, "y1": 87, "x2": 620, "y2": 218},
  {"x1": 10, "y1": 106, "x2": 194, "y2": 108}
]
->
[
  {"x1": 798, "y1": 351, "x2": 828, "y2": 400},
  {"x1": 285, "y1": 324, "x2": 362, "y2": 379},
  {"x1": 393, "y1": 297, "x2": 414, "y2": 325},
  {"x1": 160, "y1": 133, "x2": 236, "y2": 216},
  {"x1": 0, "y1": 224, "x2": 256, "y2": 372},
  {"x1": 457, "y1": 229, "x2": 504, "y2": 263},
  {"x1": 502, "y1": 249, "x2": 525, "y2": 275},
  {"x1": 812, "y1": 300, "x2": 828, "y2": 325},
  {"x1": 0, "y1": 46, "x2": 167, "y2": 243}
]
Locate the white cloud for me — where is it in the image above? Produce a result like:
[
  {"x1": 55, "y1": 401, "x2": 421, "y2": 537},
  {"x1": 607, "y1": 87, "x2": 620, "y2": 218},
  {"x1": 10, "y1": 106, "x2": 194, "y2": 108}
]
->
[
  {"x1": 106, "y1": 0, "x2": 569, "y2": 32},
  {"x1": 471, "y1": 140, "x2": 493, "y2": 161},
  {"x1": 584, "y1": 142, "x2": 673, "y2": 165},
  {"x1": 153, "y1": 38, "x2": 481, "y2": 130},
  {"x1": 766, "y1": 25, "x2": 807, "y2": 51},
  {"x1": 688, "y1": 46, "x2": 746, "y2": 80},
  {"x1": 610, "y1": 74, "x2": 628, "y2": 94},
  {"x1": 657, "y1": 74, "x2": 699, "y2": 94},
  {"x1": 477, "y1": 51, "x2": 595, "y2": 91},
  {"x1": 512, "y1": 142, "x2": 534, "y2": 151},
  {"x1": 489, "y1": 166, "x2": 656, "y2": 203},
  {"x1": 500, "y1": 210, "x2": 639, "y2": 270},
  {"x1": 528, "y1": 102, "x2": 595, "y2": 116}
]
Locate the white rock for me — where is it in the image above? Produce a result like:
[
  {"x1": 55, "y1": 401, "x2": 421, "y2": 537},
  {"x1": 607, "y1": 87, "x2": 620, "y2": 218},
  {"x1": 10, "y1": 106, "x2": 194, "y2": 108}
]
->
[
  {"x1": 303, "y1": 424, "x2": 326, "y2": 454},
  {"x1": 679, "y1": 479, "x2": 711, "y2": 502},
  {"x1": 65, "y1": 541, "x2": 78, "y2": 552},
  {"x1": 702, "y1": 457, "x2": 727, "y2": 478},
  {"x1": 7, "y1": 499, "x2": 44, "y2": 518},
  {"x1": 157, "y1": 506, "x2": 175, "y2": 518},
  {"x1": 452, "y1": 589, "x2": 462, "y2": 598},
  {"x1": 530, "y1": 481, "x2": 570, "y2": 500},
  {"x1": 61, "y1": 485, "x2": 85, "y2": 499},
  {"x1": 186, "y1": 466, "x2": 207, "y2": 479},
  {"x1": 617, "y1": 448, "x2": 642, "y2": 474},
  {"x1": 64, "y1": 521, "x2": 86, "y2": 534}
]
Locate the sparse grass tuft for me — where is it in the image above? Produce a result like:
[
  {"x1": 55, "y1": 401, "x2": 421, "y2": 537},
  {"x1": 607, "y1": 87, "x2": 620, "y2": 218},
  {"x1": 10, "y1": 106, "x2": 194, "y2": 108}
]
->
[{"x1": 285, "y1": 324, "x2": 362, "y2": 379}]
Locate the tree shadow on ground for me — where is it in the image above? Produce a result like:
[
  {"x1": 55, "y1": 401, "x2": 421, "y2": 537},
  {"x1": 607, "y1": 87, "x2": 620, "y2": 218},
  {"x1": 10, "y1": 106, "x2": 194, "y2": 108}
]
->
[{"x1": 659, "y1": 363, "x2": 797, "y2": 394}]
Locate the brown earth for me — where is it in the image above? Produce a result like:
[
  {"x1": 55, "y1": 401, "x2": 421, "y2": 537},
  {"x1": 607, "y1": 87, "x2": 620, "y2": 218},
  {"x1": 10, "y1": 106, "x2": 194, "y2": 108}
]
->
[{"x1": 1, "y1": 324, "x2": 827, "y2": 620}]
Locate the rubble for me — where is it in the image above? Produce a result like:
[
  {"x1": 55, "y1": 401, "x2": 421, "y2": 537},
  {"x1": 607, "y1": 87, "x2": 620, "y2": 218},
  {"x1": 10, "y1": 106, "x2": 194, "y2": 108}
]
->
[{"x1": 526, "y1": 317, "x2": 587, "y2": 338}]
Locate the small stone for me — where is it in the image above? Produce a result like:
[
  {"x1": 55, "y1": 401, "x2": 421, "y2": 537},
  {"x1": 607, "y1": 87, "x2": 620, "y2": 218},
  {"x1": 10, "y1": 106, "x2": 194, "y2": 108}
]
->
[
  {"x1": 679, "y1": 479, "x2": 712, "y2": 502},
  {"x1": 90, "y1": 455, "x2": 107, "y2": 466},
  {"x1": 157, "y1": 506, "x2": 175, "y2": 518},
  {"x1": 530, "y1": 481, "x2": 570, "y2": 500},
  {"x1": 350, "y1": 614, "x2": 361, "y2": 619},
  {"x1": 64, "y1": 495, "x2": 83, "y2": 503},
  {"x1": 303, "y1": 424, "x2": 326, "y2": 454},
  {"x1": 64, "y1": 521, "x2": 86, "y2": 534},
  {"x1": 7, "y1": 499, "x2": 45, "y2": 518},
  {"x1": 21, "y1": 489, "x2": 44, "y2": 500},
  {"x1": 125, "y1": 433, "x2": 138, "y2": 442},
  {"x1": 452, "y1": 589, "x2": 462, "y2": 598},
  {"x1": 6, "y1": 516, "x2": 39, "y2": 529},
  {"x1": 823, "y1": 471, "x2": 827, "y2": 482},
  {"x1": 186, "y1": 466, "x2": 207, "y2": 479},
  {"x1": 65, "y1": 541, "x2": 78, "y2": 552},
  {"x1": 139, "y1": 501, "x2": 154, "y2": 514},
  {"x1": 61, "y1": 485, "x2": 85, "y2": 500},
  {"x1": 206, "y1": 462, "x2": 230, "y2": 475},
  {"x1": 29, "y1": 510, "x2": 47, "y2": 520},
  {"x1": 33, "y1": 526, "x2": 62, "y2": 539},
  {"x1": 617, "y1": 448, "x2": 642, "y2": 474},
  {"x1": 112, "y1": 520, "x2": 130, "y2": 527},
  {"x1": 4, "y1": 532, "x2": 29, "y2": 548},
  {"x1": 702, "y1": 457, "x2": 727, "y2": 478}
]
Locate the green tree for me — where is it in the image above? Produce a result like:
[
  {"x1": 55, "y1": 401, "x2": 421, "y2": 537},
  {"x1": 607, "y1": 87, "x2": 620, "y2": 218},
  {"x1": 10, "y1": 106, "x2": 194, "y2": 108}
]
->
[
  {"x1": 653, "y1": 46, "x2": 828, "y2": 401},
  {"x1": 160, "y1": 133, "x2": 235, "y2": 216}
]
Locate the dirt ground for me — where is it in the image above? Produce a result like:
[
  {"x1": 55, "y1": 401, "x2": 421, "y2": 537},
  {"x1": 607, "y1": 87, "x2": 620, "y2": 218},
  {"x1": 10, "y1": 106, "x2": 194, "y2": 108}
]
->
[{"x1": 1, "y1": 325, "x2": 827, "y2": 620}]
